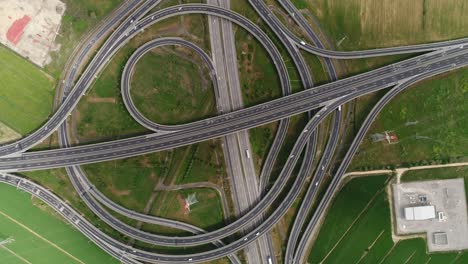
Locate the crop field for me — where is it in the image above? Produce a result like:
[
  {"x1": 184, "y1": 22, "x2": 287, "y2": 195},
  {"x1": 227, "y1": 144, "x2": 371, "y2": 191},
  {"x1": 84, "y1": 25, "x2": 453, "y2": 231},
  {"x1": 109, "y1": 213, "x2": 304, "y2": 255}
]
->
[
  {"x1": 308, "y1": 175, "x2": 468, "y2": 263},
  {"x1": 351, "y1": 67, "x2": 468, "y2": 170},
  {"x1": 301, "y1": 0, "x2": 468, "y2": 50},
  {"x1": 0, "y1": 184, "x2": 117, "y2": 263},
  {"x1": 0, "y1": 46, "x2": 55, "y2": 135}
]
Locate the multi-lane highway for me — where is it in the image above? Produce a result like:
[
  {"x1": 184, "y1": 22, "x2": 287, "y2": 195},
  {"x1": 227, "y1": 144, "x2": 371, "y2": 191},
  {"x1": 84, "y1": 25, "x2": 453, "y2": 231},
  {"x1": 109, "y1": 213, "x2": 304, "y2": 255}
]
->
[
  {"x1": 2, "y1": 4, "x2": 467, "y2": 157},
  {"x1": 2, "y1": 45, "x2": 468, "y2": 171},
  {"x1": 292, "y1": 66, "x2": 457, "y2": 263},
  {"x1": 2, "y1": 2, "x2": 468, "y2": 263}
]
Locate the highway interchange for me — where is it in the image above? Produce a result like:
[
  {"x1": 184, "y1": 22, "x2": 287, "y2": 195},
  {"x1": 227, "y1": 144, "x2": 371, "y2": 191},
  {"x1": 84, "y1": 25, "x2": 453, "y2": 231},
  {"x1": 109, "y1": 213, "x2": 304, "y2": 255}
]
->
[{"x1": 1, "y1": 1, "x2": 468, "y2": 263}]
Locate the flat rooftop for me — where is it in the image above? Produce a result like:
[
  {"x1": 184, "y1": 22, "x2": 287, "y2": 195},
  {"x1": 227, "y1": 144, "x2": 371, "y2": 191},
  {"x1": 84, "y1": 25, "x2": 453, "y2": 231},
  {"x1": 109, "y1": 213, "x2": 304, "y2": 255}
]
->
[{"x1": 392, "y1": 178, "x2": 468, "y2": 252}]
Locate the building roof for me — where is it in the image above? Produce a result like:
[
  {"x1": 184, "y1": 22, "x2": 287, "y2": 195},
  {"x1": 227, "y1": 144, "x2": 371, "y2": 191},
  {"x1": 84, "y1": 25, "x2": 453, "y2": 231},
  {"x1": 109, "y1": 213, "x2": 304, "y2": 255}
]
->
[{"x1": 404, "y1": 205, "x2": 436, "y2": 220}]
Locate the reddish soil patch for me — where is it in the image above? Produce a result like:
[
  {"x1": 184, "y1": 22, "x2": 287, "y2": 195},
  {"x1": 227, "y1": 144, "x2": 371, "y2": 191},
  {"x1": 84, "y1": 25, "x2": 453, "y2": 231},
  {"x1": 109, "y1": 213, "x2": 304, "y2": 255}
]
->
[
  {"x1": 177, "y1": 194, "x2": 189, "y2": 215},
  {"x1": 87, "y1": 97, "x2": 116, "y2": 103},
  {"x1": 6, "y1": 15, "x2": 31, "y2": 45},
  {"x1": 108, "y1": 185, "x2": 131, "y2": 196}
]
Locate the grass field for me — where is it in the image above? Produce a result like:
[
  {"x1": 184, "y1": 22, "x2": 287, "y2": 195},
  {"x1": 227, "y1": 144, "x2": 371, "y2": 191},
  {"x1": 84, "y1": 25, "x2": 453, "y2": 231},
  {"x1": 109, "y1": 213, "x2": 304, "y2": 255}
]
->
[
  {"x1": 76, "y1": 12, "x2": 209, "y2": 140},
  {"x1": 45, "y1": 0, "x2": 121, "y2": 78},
  {"x1": 294, "y1": 0, "x2": 468, "y2": 170},
  {"x1": 350, "y1": 68, "x2": 468, "y2": 170},
  {"x1": 308, "y1": 175, "x2": 468, "y2": 263},
  {"x1": 0, "y1": 184, "x2": 117, "y2": 263},
  {"x1": 81, "y1": 139, "x2": 226, "y2": 215},
  {"x1": 301, "y1": 0, "x2": 468, "y2": 50},
  {"x1": 145, "y1": 188, "x2": 224, "y2": 231},
  {"x1": 0, "y1": 46, "x2": 55, "y2": 135},
  {"x1": 130, "y1": 46, "x2": 216, "y2": 125}
]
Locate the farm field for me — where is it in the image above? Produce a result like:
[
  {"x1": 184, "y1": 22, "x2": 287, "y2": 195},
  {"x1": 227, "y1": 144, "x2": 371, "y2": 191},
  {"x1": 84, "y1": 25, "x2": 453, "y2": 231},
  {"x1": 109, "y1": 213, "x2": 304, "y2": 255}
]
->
[
  {"x1": 0, "y1": 46, "x2": 55, "y2": 136},
  {"x1": 308, "y1": 175, "x2": 468, "y2": 263},
  {"x1": 0, "y1": 183, "x2": 117, "y2": 263},
  {"x1": 300, "y1": 0, "x2": 468, "y2": 50}
]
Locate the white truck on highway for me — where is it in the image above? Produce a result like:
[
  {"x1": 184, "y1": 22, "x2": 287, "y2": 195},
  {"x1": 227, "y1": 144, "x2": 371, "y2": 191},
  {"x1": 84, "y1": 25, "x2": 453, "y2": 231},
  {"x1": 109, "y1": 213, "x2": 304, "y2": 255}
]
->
[
  {"x1": 267, "y1": 256, "x2": 273, "y2": 264},
  {"x1": 245, "y1": 149, "x2": 251, "y2": 159}
]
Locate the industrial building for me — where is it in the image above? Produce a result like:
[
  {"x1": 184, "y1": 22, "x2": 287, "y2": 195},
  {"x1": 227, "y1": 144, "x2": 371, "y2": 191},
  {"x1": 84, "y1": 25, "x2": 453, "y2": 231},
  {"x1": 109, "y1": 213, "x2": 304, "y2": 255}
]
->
[
  {"x1": 404, "y1": 205, "x2": 436, "y2": 221},
  {"x1": 392, "y1": 178, "x2": 468, "y2": 252}
]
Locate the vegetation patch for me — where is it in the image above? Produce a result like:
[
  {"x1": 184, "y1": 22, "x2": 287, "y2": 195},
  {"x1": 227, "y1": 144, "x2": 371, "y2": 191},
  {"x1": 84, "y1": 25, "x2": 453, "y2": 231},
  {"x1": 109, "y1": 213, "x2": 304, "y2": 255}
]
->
[
  {"x1": 147, "y1": 188, "x2": 224, "y2": 231},
  {"x1": 351, "y1": 68, "x2": 468, "y2": 171},
  {"x1": 45, "y1": 0, "x2": 121, "y2": 78},
  {"x1": 0, "y1": 46, "x2": 55, "y2": 135},
  {"x1": 308, "y1": 175, "x2": 468, "y2": 263},
  {"x1": 0, "y1": 184, "x2": 117, "y2": 263},
  {"x1": 304, "y1": 0, "x2": 468, "y2": 50},
  {"x1": 130, "y1": 46, "x2": 216, "y2": 125}
]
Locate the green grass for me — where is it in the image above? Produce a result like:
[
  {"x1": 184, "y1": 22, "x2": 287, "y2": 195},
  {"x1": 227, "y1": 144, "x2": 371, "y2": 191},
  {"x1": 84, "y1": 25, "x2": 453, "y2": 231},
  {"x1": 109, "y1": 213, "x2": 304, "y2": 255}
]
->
[
  {"x1": 83, "y1": 152, "x2": 168, "y2": 213},
  {"x1": 0, "y1": 46, "x2": 55, "y2": 135},
  {"x1": 308, "y1": 175, "x2": 468, "y2": 263},
  {"x1": 295, "y1": 0, "x2": 468, "y2": 171},
  {"x1": 45, "y1": 0, "x2": 121, "y2": 78},
  {"x1": 0, "y1": 184, "x2": 117, "y2": 263},
  {"x1": 146, "y1": 188, "x2": 224, "y2": 231},
  {"x1": 351, "y1": 68, "x2": 468, "y2": 170},
  {"x1": 76, "y1": 13, "x2": 210, "y2": 140},
  {"x1": 303, "y1": 0, "x2": 468, "y2": 51},
  {"x1": 131, "y1": 48, "x2": 216, "y2": 125},
  {"x1": 176, "y1": 140, "x2": 226, "y2": 184},
  {"x1": 309, "y1": 175, "x2": 389, "y2": 262},
  {"x1": 21, "y1": 169, "x2": 131, "y2": 242}
]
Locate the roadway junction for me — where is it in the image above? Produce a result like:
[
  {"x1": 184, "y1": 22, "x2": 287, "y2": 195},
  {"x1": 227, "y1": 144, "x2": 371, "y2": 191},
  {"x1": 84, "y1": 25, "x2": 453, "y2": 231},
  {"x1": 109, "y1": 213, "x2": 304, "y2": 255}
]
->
[{"x1": 1, "y1": 1, "x2": 468, "y2": 263}]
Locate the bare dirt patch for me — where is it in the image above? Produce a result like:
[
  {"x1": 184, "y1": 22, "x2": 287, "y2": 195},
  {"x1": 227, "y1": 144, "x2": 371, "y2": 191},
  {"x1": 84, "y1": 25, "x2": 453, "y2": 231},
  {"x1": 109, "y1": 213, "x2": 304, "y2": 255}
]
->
[
  {"x1": 0, "y1": 121, "x2": 21, "y2": 144},
  {"x1": 87, "y1": 97, "x2": 116, "y2": 104},
  {"x1": 108, "y1": 185, "x2": 131, "y2": 196},
  {"x1": 0, "y1": 0, "x2": 65, "y2": 67}
]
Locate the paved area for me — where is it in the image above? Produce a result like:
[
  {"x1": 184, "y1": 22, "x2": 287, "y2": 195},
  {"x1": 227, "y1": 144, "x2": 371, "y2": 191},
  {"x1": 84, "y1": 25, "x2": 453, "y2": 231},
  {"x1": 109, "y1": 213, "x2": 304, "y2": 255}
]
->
[
  {"x1": 0, "y1": 0, "x2": 65, "y2": 67},
  {"x1": 392, "y1": 178, "x2": 468, "y2": 252}
]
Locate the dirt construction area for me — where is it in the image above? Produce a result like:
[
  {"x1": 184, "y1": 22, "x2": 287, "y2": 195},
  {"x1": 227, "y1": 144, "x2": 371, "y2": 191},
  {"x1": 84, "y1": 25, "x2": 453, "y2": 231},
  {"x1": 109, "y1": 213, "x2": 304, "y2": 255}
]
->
[
  {"x1": 0, "y1": 0, "x2": 65, "y2": 67},
  {"x1": 392, "y1": 178, "x2": 468, "y2": 252}
]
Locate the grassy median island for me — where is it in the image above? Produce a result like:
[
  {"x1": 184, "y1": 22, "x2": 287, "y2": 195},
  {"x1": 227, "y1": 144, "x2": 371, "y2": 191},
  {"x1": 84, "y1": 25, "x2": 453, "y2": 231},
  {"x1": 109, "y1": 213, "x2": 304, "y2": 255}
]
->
[
  {"x1": 0, "y1": 183, "x2": 117, "y2": 264},
  {"x1": 308, "y1": 175, "x2": 468, "y2": 263},
  {"x1": 0, "y1": 46, "x2": 55, "y2": 136},
  {"x1": 130, "y1": 46, "x2": 216, "y2": 125},
  {"x1": 142, "y1": 188, "x2": 224, "y2": 232},
  {"x1": 351, "y1": 68, "x2": 468, "y2": 170}
]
